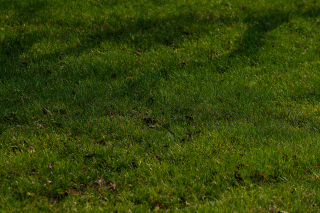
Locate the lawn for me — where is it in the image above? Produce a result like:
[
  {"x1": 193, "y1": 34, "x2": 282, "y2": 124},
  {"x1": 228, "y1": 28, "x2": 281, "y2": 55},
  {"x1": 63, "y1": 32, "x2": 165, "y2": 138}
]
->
[{"x1": 1, "y1": 0, "x2": 320, "y2": 212}]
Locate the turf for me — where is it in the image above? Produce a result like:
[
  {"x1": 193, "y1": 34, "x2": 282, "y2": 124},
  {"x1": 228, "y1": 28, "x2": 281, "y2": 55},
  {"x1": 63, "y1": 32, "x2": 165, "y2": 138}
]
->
[{"x1": 1, "y1": 0, "x2": 320, "y2": 212}]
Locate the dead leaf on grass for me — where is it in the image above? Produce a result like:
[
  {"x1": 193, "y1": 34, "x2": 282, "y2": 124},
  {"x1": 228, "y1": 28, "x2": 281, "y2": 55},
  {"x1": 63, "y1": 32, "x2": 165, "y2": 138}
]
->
[
  {"x1": 101, "y1": 26, "x2": 107, "y2": 31},
  {"x1": 28, "y1": 146, "x2": 35, "y2": 154},
  {"x1": 37, "y1": 123, "x2": 46, "y2": 129},
  {"x1": 106, "y1": 180, "x2": 116, "y2": 190},
  {"x1": 180, "y1": 196, "x2": 190, "y2": 205},
  {"x1": 96, "y1": 178, "x2": 105, "y2": 186},
  {"x1": 268, "y1": 205, "x2": 278, "y2": 212},
  {"x1": 254, "y1": 172, "x2": 267, "y2": 181},
  {"x1": 30, "y1": 168, "x2": 37, "y2": 175},
  {"x1": 48, "y1": 163, "x2": 54, "y2": 169},
  {"x1": 42, "y1": 108, "x2": 52, "y2": 115},
  {"x1": 180, "y1": 61, "x2": 187, "y2": 66},
  {"x1": 99, "y1": 194, "x2": 108, "y2": 201}
]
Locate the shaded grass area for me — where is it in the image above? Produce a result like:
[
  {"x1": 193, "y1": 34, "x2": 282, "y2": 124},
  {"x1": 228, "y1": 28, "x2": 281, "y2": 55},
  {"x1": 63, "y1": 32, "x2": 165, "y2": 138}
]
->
[{"x1": 1, "y1": 0, "x2": 320, "y2": 212}]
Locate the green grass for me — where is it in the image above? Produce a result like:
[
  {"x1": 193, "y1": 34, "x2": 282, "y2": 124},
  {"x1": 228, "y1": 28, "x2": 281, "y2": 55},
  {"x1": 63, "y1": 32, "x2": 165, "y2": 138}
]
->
[{"x1": 1, "y1": 0, "x2": 320, "y2": 212}]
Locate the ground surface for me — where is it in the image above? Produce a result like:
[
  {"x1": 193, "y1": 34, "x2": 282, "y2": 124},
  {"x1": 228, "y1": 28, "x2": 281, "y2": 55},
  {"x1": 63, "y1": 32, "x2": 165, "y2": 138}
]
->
[{"x1": 1, "y1": 0, "x2": 320, "y2": 212}]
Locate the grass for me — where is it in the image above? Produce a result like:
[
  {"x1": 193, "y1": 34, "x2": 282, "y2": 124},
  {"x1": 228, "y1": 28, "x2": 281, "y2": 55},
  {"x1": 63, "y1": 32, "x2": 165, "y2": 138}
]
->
[{"x1": 1, "y1": 0, "x2": 320, "y2": 212}]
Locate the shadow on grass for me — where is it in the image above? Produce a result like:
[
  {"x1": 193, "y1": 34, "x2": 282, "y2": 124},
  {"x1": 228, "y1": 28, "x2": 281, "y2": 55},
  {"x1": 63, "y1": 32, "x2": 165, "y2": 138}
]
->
[
  {"x1": 1, "y1": 1, "x2": 320, "y2": 129},
  {"x1": 1, "y1": 1, "x2": 319, "y2": 71}
]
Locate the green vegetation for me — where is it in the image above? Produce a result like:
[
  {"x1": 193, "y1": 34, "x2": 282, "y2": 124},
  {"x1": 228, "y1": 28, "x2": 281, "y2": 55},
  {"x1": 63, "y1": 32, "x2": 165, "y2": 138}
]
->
[{"x1": 1, "y1": 0, "x2": 320, "y2": 212}]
